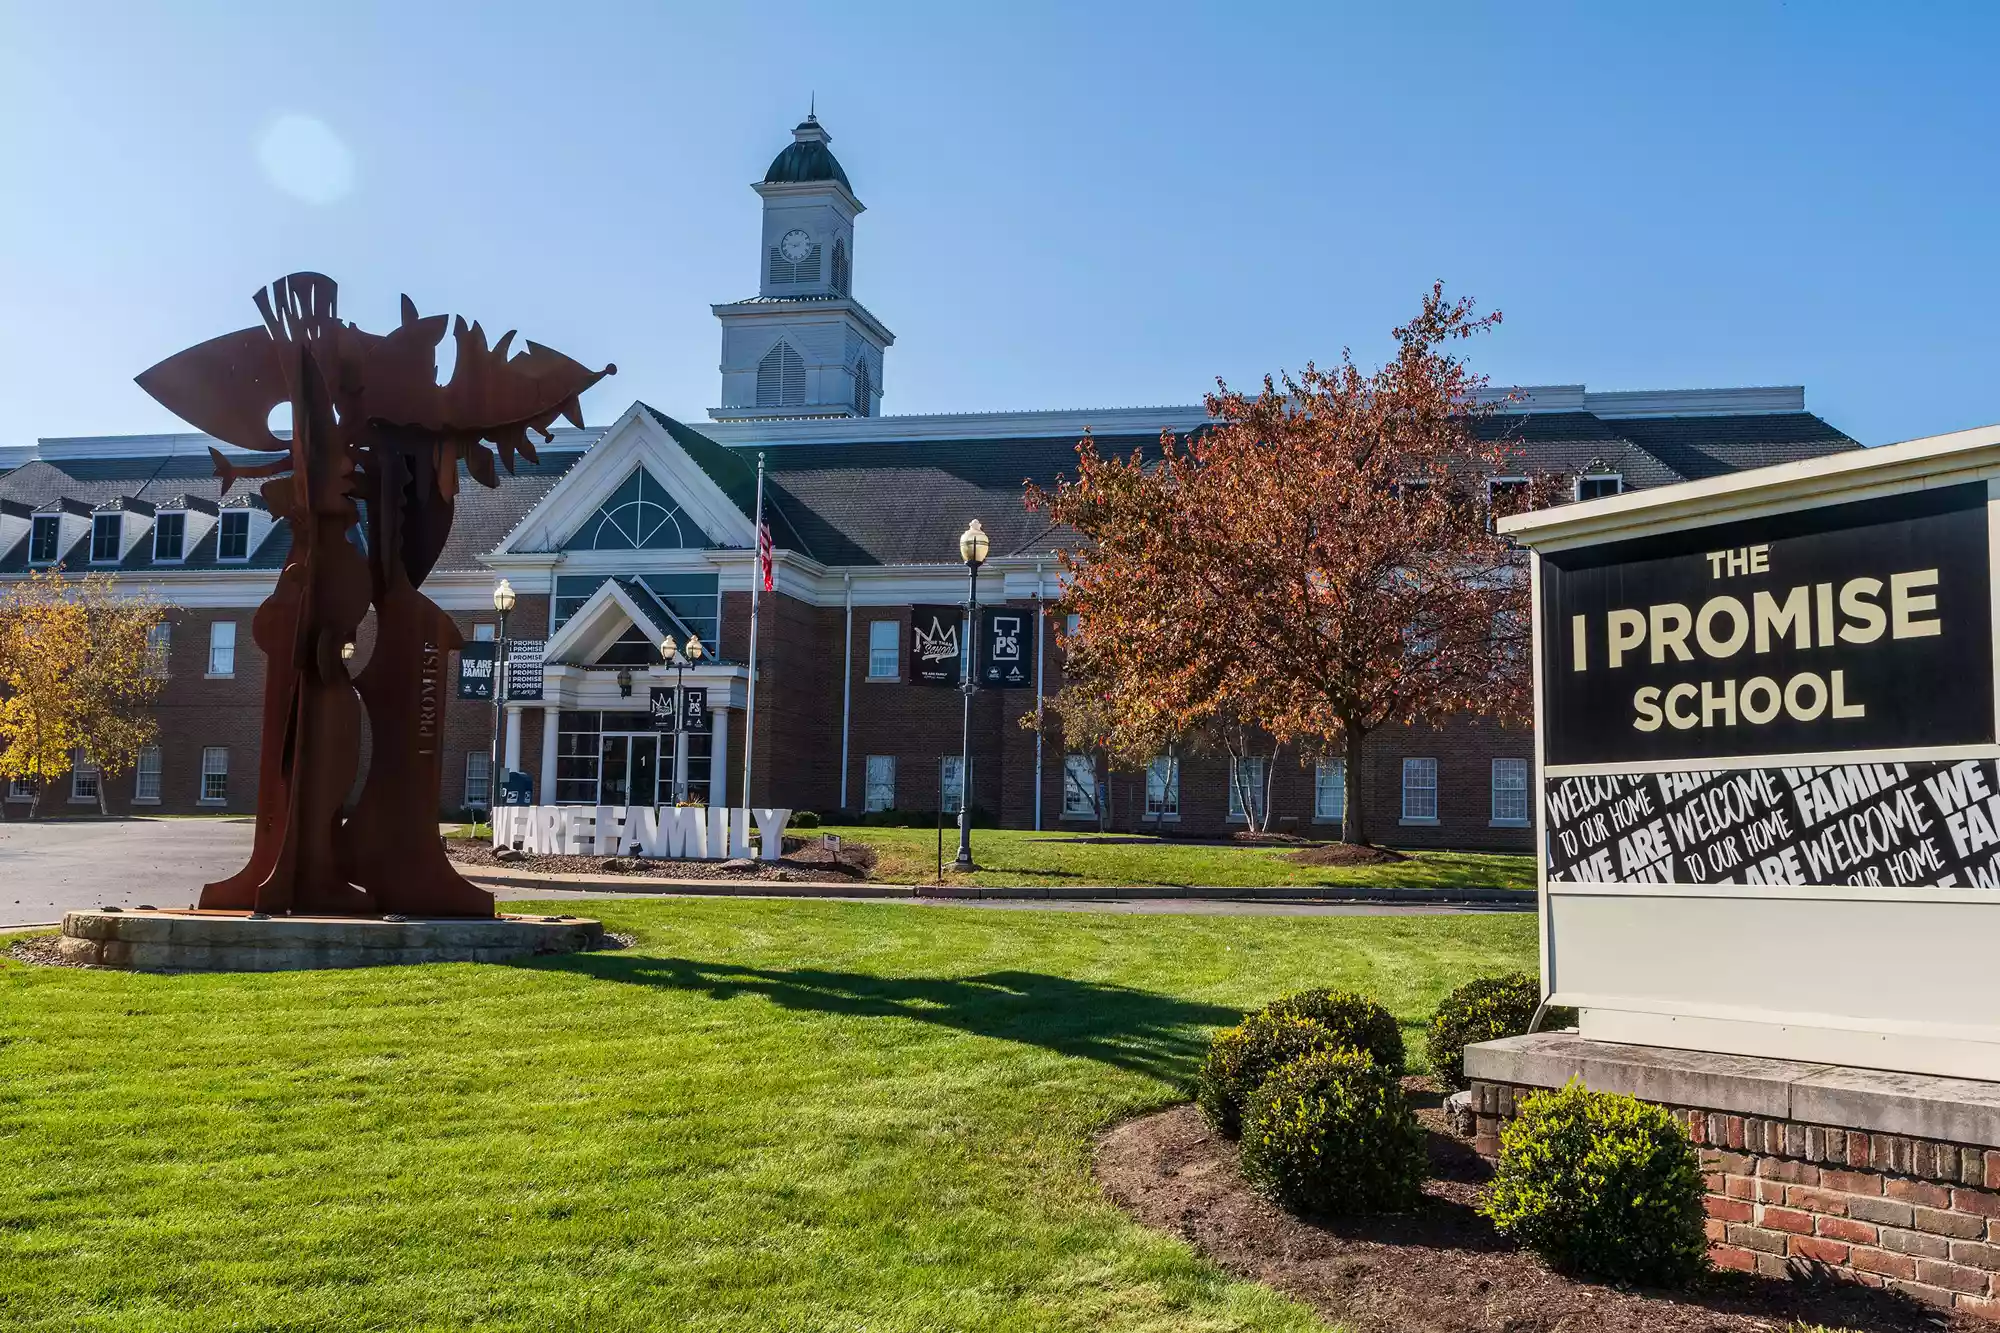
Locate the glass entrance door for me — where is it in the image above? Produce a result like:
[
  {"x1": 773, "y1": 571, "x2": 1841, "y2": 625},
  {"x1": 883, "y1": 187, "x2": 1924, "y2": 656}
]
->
[{"x1": 598, "y1": 732, "x2": 660, "y2": 807}]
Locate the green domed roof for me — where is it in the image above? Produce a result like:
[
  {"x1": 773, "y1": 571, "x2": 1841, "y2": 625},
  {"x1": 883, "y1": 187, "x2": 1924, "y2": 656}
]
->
[{"x1": 764, "y1": 116, "x2": 851, "y2": 191}]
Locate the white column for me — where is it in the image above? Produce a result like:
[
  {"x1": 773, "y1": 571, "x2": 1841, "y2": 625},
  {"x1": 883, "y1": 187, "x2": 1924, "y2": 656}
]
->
[
  {"x1": 710, "y1": 706, "x2": 729, "y2": 809},
  {"x1": 674, "y1": 720, "x2": 692, "y2": 803},
  {"x1": 503, "y1": 705, "x2": 524, "y2": 773},
  {"x1": 539, "y1": 707, "x2": 559, "y2": 803}
]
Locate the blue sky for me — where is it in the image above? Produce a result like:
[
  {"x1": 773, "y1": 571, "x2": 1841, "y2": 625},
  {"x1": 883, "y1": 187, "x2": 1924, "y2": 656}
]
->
[{"x1": 1, "y1": 2, "x2": 1994, "y2": 449}]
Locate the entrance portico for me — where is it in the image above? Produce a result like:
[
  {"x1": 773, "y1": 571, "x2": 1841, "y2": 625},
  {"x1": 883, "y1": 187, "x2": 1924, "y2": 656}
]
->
[{"x1": 508, "y1": 662, "x2": 747, "y2": 808}]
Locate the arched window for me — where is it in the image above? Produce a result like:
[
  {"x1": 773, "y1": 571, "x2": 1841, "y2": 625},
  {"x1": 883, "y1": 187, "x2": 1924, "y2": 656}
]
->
[
  {"x1": 852, "y1": 354, "x2": 871, "y2": 417},
  {"x1": 757, "y1": 341, "x2": 808, "y2": 408},
  {"x1": 565, "y1": 468, "x2": 708, "y2": 551},
  {"x1": 831, "y1": 238, "x2": 850, "y2": 295}
]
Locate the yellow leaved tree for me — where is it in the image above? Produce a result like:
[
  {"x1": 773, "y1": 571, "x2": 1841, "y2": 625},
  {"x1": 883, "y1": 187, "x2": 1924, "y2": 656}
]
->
[{"x1": 0, "y1": 568, "x2": 170, "y2": 817}]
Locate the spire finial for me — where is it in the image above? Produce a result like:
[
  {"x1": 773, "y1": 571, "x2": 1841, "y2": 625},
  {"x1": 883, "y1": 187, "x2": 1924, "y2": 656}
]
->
[{"x1": 809, "y1": 91, "x2": 816, "y2": 120}]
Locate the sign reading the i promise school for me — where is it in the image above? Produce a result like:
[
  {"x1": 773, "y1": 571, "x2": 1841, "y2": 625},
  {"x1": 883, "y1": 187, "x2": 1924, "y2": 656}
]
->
[{"x1": 1539, "y1": 483, "x2": 1993, "y2": 767}]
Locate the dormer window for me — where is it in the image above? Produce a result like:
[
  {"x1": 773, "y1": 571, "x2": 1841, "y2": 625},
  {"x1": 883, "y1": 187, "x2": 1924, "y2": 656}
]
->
[
  {"x1": 1576, "y1": 473, "x2": 1623, "y2": 501},
  {"x1": 217, "y1": 511, "x2": 251, "y2": 561},
  {"x1": 755, "y1": 341, "x2": 807, "y2": 409},
  {"x1": 28, "y1": 515, "x2": 60, "y2": 565},
  {"x1": 153, "y1": 512, "x2": 186, "y2": 562},
  {"x1": 90, "y1": 513, "x2": 122, "y2": 564}
]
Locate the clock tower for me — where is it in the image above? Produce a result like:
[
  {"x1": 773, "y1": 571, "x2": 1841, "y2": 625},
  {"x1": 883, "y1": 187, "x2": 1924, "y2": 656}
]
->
[{"x1": 711, "y1": 115, "x2": 894, "y2": 420}]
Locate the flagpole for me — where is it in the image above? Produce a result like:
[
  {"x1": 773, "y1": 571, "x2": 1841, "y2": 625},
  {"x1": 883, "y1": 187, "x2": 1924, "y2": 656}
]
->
[{"x1": 741, "y1": 451, "x2": 765, "y2": 812}]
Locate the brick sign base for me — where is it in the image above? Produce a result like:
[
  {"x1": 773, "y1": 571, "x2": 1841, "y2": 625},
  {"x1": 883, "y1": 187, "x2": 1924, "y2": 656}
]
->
[{"x1": 1466, "y1": 1034, "x2": 2000, "y2": 1320}]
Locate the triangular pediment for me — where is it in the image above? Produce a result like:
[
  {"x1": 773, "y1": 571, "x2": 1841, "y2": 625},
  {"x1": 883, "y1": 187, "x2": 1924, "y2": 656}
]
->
[
  {"x1": 493, "y1": 402, "x2": 758, "y2": 556},
  {"x1": 543, "y1": 576, "x2": 697, "y2": 667}
]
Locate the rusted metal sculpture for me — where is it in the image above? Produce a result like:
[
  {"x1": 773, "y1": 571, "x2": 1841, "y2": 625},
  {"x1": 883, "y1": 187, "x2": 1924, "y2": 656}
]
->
[{"x1": 137, "y1": 273, "x2": 613, "y2": 916}]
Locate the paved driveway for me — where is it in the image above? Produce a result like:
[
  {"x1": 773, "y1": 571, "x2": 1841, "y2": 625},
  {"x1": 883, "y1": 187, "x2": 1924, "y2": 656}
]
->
[{"x1": 0, "y1": 817, "x2": 1518, "y2": 926}]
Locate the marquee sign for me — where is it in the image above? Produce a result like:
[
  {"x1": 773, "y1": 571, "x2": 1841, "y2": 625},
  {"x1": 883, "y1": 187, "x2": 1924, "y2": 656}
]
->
[{"x1": 1539, "y1": 484, "x2": 1992, "y2": 767}]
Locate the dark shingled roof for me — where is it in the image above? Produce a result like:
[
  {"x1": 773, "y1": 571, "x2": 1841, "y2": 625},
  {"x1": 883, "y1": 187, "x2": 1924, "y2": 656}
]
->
[{"x1": 0, "y1": 406, "x2": 1861, "y2": 576}]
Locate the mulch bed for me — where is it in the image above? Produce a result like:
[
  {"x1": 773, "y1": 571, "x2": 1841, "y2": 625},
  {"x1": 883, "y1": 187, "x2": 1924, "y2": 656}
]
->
[
  {"x1": 1284, "y1": 843, "x2": 1410, "y2": 867},
  {"x1": 446, "y1": 838, "x2": 875, "y2": 883},
  {"x1": 1096, "y1": 1090, "x2": 1962, "y2": 1333}
]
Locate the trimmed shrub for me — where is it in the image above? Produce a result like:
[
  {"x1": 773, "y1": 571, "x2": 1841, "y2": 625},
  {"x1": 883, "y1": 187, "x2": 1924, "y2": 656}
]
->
[
  {"x1": 790, "y1": 811, "x2": 821, "y2": 829},
  {"x1": 1424, "y1": 971, "x2": 1554, "y2": 1090},
  {"x1": 1195, "y1": 1013, "x2": 1344, "y2": 1138},
  {"x1": 1263, "y1": 988, "x2": 1405, "y2": 1074},
  {"x1": 1480, "y1": 1080, "x2": 1708, "y2": 1287},
  {"x1": 1239, "y1": 1048, "x2": 1428, "y2": 1214}
]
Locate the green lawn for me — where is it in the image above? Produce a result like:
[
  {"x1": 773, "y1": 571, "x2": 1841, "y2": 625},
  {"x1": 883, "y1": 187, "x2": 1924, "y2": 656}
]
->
[
  {"x1": 0, "y1": 899, "x2": 1535, "y2": 1331},
  {"x1": 821, "y1": 824, "x2": 1536, "y2": 890}
]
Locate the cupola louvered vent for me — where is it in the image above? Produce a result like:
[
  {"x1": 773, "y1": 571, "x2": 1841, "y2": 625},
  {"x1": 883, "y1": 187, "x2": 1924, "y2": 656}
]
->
[
  {"x1": 831, "y1": 238, "x2": 849, "y2": 295},
  {"x1": 756, "y1": 341, "x2": 808, "y2": 408},
  {"x1": 852, "y1": 354, "x2": 872, "y2": 416},
  {"x1": 767, "y1": 244, "x2": 822, "y2": 286}
]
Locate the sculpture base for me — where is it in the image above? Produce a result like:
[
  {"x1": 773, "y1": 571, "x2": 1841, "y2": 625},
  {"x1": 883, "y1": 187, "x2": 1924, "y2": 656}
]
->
[{"x1": 55, "y1": 909, "x2": 604, "y2": 973}]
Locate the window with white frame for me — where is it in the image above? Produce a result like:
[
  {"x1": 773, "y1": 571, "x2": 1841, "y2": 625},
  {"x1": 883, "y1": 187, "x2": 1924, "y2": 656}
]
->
[
  {"x1": 465, "y1": 750, "x2": 491, "y2": 809},
  {"x1": 1402, "y1": 757, "x2": 1439, "y2": 822},
  {"x1": 1062, "y1": 754, "x2": 1098, "y2": 819},
  {"x1": 1314, "y1": 758, "x2": 1346, "y2": 823},
  {"x1": 28, "y1": 515, "x2": 61, "y2": 565},
  {"x1": 1492, "y1": 758, "x2": 1529, "y2": 826},
  {"x1": 1144, "y1": 756, "x2": 1180, "y2": 819},
  {"x1": 1228, "y1": 756, "x2": 1268, "y2": 823},
  {"x1": 208, "y1": 621, "x2": 236, "y2": 676},
  {"x1": 8, "y1": 775, "x2": 36, "y2": 801},
  {"x1": 867, "y1": 620, "x2": 899, "y2": 679},
  {"x1": 147, "y1": 622, "x2": 171, "y2": 677},
  {"x1": 1063, "y1": 613, "x2": 1080, "y2": 640},
  {"x1": 90, "y1": 513, "x2": 121, "y2": 564},
  {"x1": 69, "y1": 749, "x2": 98, "y2": 803},
  {"x1": 1576, "y1": 473, "x2": 1623, "y2": 501},
  {"x1": 152, "y1": 511, "x2": 186, "y2": 562},
  {"x1": 940, "y1": 755, "x2": 966, "y2": 814},
  {"x1": 133, "y1": 746, "x2": 162, "y2": 803},
  {"x1": 863, "y1": 755, "x2": 896, "y2": 813},
  {"x1": 217, "y1": 510, "x2": 252, "y2": 561},
  {"x1": 200, "y1": 747, "x2": 229, "y2": 804},
  {"x1": 472, "y1": 623, "x2": 496, "y2": 642}
]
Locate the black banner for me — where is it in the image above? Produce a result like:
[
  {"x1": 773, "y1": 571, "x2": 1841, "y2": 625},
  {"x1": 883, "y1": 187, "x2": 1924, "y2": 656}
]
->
[
  {"x1": 647, "y1": 686, "x2": 710, "y2": 731},
  {"x1": 457, "y1": 641, "x2": 496, "y2": 700},
  {"x1": 1540, "y1": 485, "x2": 1993, "y2": 766},
  {"x1": 979, "y1": 607, "x2": 1035, "y2": 688},
  {"x1": 1545, "y1": 760, "x2": 2000, "y2": 889},
  {"x1": 910, "y1": 605, "x2": 963, "y2": 687},
  {"x1": 649, "y1": 687, "x2": 676, "y2": 731},
  {"x1": 680, "y1": 687, "x2": 708, "y2": 733},
  {"x1": 505, "y1": 640, "x2": 545, "y2": 701}
]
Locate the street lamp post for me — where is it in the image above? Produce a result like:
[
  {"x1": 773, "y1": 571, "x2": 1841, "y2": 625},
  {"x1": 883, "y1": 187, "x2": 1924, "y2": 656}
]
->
[
  {"x1": 953, "y1": 519, "x2": 989, "y2": 872},
  {"x1": 658, "y1": 631, "x2": 704, "y2": 803},
  {"x1": 488, "y1": 578, "x2": 516, "y2": 817}
]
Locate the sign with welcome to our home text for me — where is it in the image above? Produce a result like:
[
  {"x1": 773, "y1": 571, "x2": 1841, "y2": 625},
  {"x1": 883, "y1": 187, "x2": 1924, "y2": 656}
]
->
[{"x1": 1539, "y1": 484, "x2": 1993, "y2": 768}]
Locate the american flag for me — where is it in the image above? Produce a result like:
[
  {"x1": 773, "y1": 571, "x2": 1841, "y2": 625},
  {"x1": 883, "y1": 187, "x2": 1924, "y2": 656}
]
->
[{"x1": 757, "y1": 520, "x2": 774, "y2": 593}]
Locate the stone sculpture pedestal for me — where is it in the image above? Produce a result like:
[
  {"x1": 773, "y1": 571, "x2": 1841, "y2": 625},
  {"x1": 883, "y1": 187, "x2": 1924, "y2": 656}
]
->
[{"x1": 54, "y1": 909, "x2": 604, "y2": 972}]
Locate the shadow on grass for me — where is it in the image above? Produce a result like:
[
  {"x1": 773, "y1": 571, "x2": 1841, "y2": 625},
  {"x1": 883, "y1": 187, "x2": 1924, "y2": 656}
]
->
[{"x1": 526, "y1": 953, "x2": 1241, "y2": 1084}]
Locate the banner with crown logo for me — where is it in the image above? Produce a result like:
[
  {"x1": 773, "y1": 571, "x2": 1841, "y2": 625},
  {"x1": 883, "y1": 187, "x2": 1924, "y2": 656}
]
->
[{"x1": 909, "y1": 605, "x2": 964, "y2": 687}]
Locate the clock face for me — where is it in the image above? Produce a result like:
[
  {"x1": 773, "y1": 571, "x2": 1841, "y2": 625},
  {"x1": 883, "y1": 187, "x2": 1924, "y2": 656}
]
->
[{"x1": 779, "y1": 229, "x2": 813, "y2": 262}]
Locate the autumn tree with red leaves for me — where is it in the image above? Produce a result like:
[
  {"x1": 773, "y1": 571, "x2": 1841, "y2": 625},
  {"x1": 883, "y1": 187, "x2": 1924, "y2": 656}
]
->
[{"x1": 1030, "y1": 285, "x2": 1554, "y2": 844}]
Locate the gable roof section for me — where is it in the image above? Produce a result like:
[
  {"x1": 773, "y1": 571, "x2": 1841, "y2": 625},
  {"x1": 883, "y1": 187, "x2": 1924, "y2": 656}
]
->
[
  {"x1": 496, "y1": 403, "x2": 771, "y2": 557},
  {"x1": 542, "y1": 575, "x2": 695, "y2": 666}
]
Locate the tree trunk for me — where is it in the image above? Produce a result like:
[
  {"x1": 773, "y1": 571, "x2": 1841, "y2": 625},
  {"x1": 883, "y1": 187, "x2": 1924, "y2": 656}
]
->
[
  {"x1": 1342, "y1": 725, "x2": 1369, "y2": 846},
  {"x1": 96, "y1": 776, "x2": 108, "y2": 817}
]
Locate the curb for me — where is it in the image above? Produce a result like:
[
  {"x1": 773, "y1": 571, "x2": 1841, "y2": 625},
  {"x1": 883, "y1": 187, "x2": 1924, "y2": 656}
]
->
[{"x1": 462, "y1": 868, "x2": 1530, "y2": 906}]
